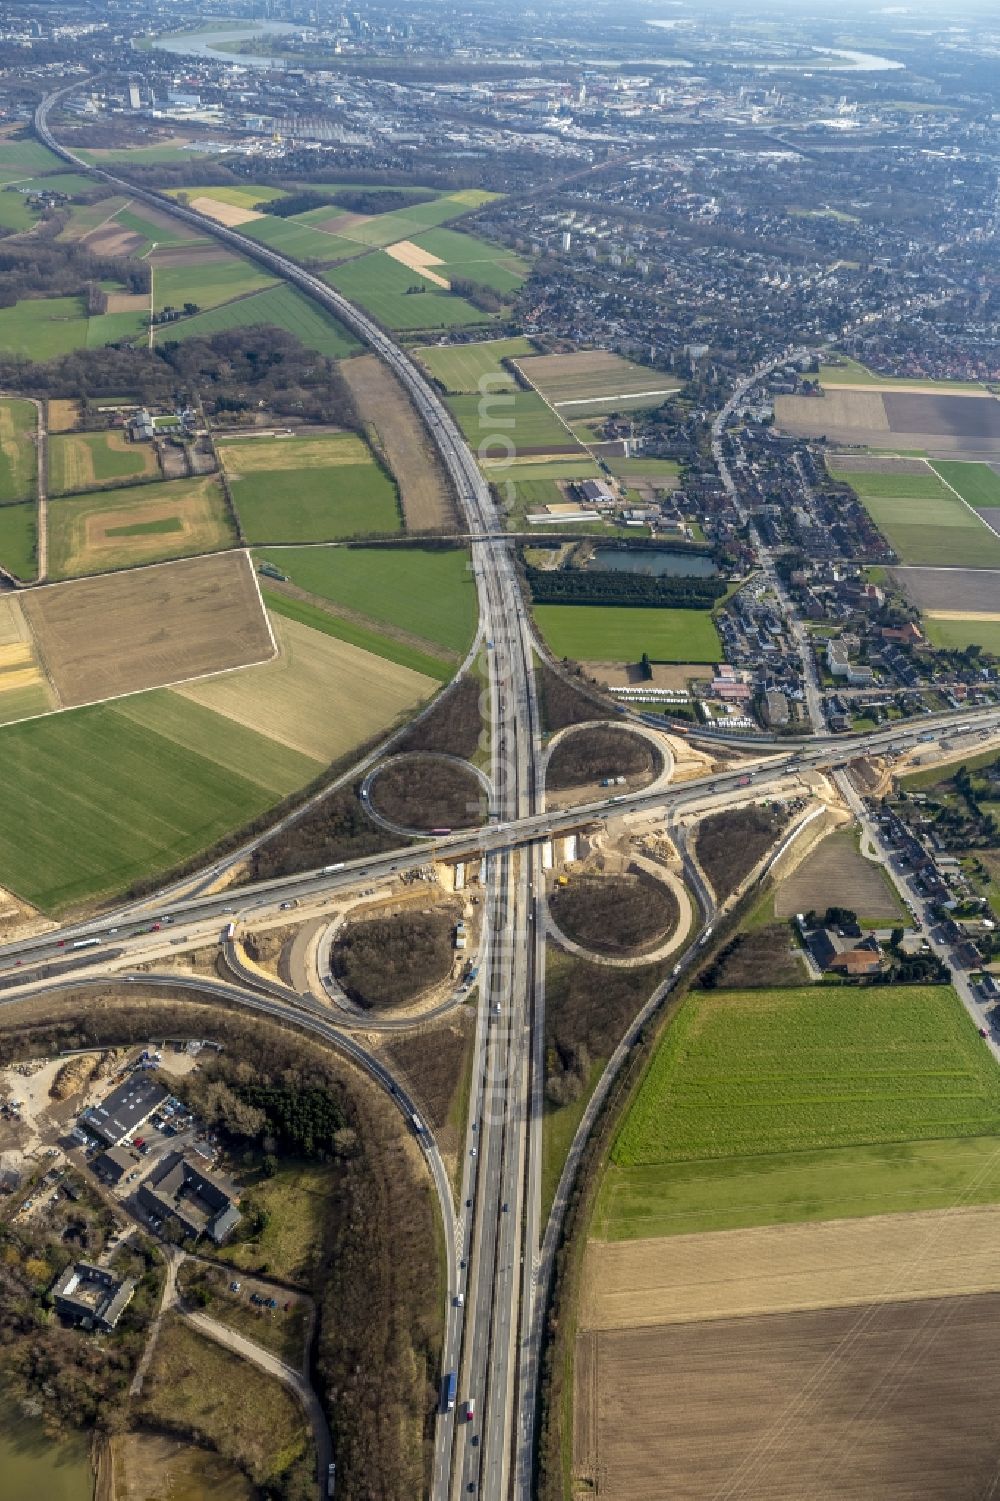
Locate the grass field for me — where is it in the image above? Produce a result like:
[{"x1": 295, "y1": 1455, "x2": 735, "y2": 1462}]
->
[
  {"x1": 594, "y1": 1134, "x2": 1000, "y2": 1239},
  {"x1": 263, "y1": 590, "x2": 453, "y2": 681},
  {"x1": 152, "y1": 257, "x2": 277, "y2": 314},
  {"x1": 414, "y1": 336, "x2": 535, "y2": 393},
  {"x1": 616, "y1": 985, "x2": 1000, "y2": 1167},
  {"x1": 47, "y1": 475, "x2": 235, "y2": 578},
  {"x1": 0, "y1": 294, "x2": 89, "y2": 360},
  {"x1": 219, "y1": 432, "x2": 399, "y2": 543},
  {"x1": 216, "y1": 1158, "x2": 334, "y2": 1284},
  {"x1": 254, "y1": 544, "x2": 477, "y2": 655},
  {"x1": 828, "y1": 464, "x2": 954, "y2": 501},
  {"x1": 931, "y1": 460, "x2": 1000, "y2": 509},
  {"x1": 326, "y1": 252, "x2": 487, "y2": 331},
  {"x1": 408, "y1": 227, "x2": 529, "y2": 294},
  {"x1": 925, "y1": 616, "x2": 1000, "y2": 655},
  {"x1": 48, "y1": 429, "x2": 157, "y2": 494},
  {"x1": 0, "y1": 701, "x2": 283, "y2": 911},
  {"x1": 534, "y1": 604, "x2": 721, "y2": 664},
  {"x1": 112, "y1": 206, "x2": 203, "y2": 249},
  {"x1": 0, "y1": 136, "x2": 63, "y2": 172},
  {"x1": 166, "y1": 183, "x2": 288, "y2": 211},
  {"x1": 0, "y1": 398, "x2": 36, "y2": 502},
  {"x1": 139, "y1": 1316, "x2": 312, "y2": 1492},
  {"x1": 0, "y1": 190, "x2": 41, "y2": 232},
  {"x1": 241, "y1": 214, "x2": 369, "y2": 264},
  {"x1": 154, "y1": 282, "x2": 359, "y2": 357},
  {"x1": 0, "y1": 502, "x2": 37, "y2": 581},
  {"x1": 447, "y1": 390, "x2": 579, "y2": 456},
  {"x1": 819, "y1": 357, "x2": 984, "y2": 391}
]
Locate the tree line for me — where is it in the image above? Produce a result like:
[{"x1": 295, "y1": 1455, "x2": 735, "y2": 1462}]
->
[{"x1": 525, "y1": 563, "x2": 726, "y2": 610}]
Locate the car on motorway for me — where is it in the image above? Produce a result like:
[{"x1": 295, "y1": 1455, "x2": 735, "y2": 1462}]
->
[
  {"x1": 470, "y1": 1147, "x2": 477, "y2": 1158},
  {"x1": 465, "y1": 1398, "x2": 476, "y2": 1421}
]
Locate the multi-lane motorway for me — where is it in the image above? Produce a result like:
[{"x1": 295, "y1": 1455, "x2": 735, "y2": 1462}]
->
[{"x1": 22, "y1": 83, "x2": 1000, "y2": 1501}]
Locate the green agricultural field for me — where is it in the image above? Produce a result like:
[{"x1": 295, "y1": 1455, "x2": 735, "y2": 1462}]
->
[
  {"x1": 301, "y1": 189, "x2": 497, "y2": 250},
  {"x1": 818, "y1": 357, "x2": 984, "y2": 392},
  {"x1": 409, "y1": 227, "x2": 529, "y2": 295},
  {"x1": 263, "y1": 590, "x2": 452, "y2": 681},
  {"x1": 534, "y1": 603, "x2": 721, "y2": 663},
  {"x1": 487, "y1": 457, "x2": 601, "y2": 483},
  {"x1": 931, "y1": 460, "x2": 1000, "y2": 510},
  {"x1": 18, "y1": 172, "x2": 95, "y2": 196},
  {"x1": 0, "y1": 190, "x2": 41, "y2": 232},
  {"x1": 48, "y1": 431, "x2": 153, "y2": 494},
  {"x1": 48, "y1": 476, "x2": 235, "y2": 579},
  {"x1": 616, "y1": 985, "x2": 1000, "y2": 1167},
  {"x1": 447, "y1": 390, "x2": 578, "y2": 456},
  {"x1": 605, "y1": 457, "x2": 681, "y2": 481},
  {"x1": 325, "y1": 253, "x2": 487, "y2": 332},
  {"x1": 925, "y1": 616, "x2": 1000, "y2": 656},
  {"x1": 0, "y1": 398, "x2": 37, "y2": 502},
  {"x1": 219, "y1": 432, "x2": 399, "y2": 543},
  {"x1": 0, "y1": 295, "x2": 90, "y2": 360},
  {"x1": 154, "y1": 282, "x2": 359, "y2": 358},
  {"x1": 0, "y1": 136, "x2": 62, "y2": 173},
  {"x1": 0, "y1": 502, "x2": 37, "y2": 580},
  {"x1": 238, "y1": 214, "x2": 367, "y2": 264},
  {"x1": 253, "y1": 544, "x2": 477, "y2": 655},
  {"x1": 858, "y1": 492, "x2": 1000, "y2": 568},
  {"x1": 165, "y1": 184, "x2": 288, "y2": 211},
  {"x1": 152, "y1": 258, "x2": 277, "y2": 314},
  {"x1": 113, "y1": 206, "x2": 202, "y2": 248},
  {"x1": 115, "y1": 691, "x2": 321, "y2": 797},
  {"x1": 594, "y1": 1135, "x2": 1000, "y2": 1239},
  {"x1": 828, "y1": 465, "x2": 953, "y2": 501},
  {"x1": 0, "y1": 702, "x2": 285, "y2": 911},
  {"x1": 414, "y1": 336, "x2": 535, "y2": 393}
]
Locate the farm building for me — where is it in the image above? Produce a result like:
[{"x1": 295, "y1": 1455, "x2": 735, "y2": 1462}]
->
[
  {"x1": 138, "y1": 1151, "x2": 241, "y2": 1243},
  {"x1": 52, "y1": 1261, "x2": 135, "y2": 1331}
]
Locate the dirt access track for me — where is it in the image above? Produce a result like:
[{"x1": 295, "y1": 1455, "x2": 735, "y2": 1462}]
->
[{"x1": 21, "y1": 549, "x2": 275, "y2": 708}]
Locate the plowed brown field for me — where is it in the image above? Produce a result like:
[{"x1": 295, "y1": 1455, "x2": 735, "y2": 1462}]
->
[{"x1": 21, "y1": 550, "x2": 274, "y2": 707}]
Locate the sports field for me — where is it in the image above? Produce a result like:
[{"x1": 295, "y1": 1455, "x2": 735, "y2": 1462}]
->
[
  {"x1": 0, "y1": 502, "x2": 37, "y2": 581},
  {"x1": 178, "y1": 613, "x2": 435, "y2": 764},
  {"x1": 0, "y1": 703, "x2": 283, "y2": 912},
  {"x1": 153, "y1": 283, "x2": 359, "y2": 358},
  {"x1": 447, "y1": 390, "x2": 578, "y2": 456},
  {"x1": 325, "y1": 253, "x2": 487, "y2": 331},
  {"x1": 414, "y1": 337, "x2": 535, "y2": 393},
  {"x1": 252, "y1": 544, "x2": 477, "y2": 655},
  {"x1": 151, "y1": 255, "x2": 276, "y2": 314},
  {"x1": 47, "y1": 475, "x2": 236, "y2": 578},
  {"x1": 533, "y1": 604, "x2": 721, "y2": 664},
  {"x1": 0, "y1": 398, "x2": 37, "y2": 502},
  {"x1": 218, "y1": 432, "x2": 400, "y2": 543},
  {"x1": 615, "y1": 984, "x2": 1000, "y2": 1166},
  {"x1": 22, "y1": 551, "x2": 274, "y2": 708},
  {"x1": 48, "y1": 430, "x2": 158, "y2": 495}
]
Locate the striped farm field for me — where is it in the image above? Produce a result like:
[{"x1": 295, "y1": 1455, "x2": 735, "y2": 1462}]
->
[
  {"x1": 48, "y1": 430, "x2": 158, "y2": 495},
  {"x1": 218, "y1": 432, "x2": 400, "y2": 543},
  {"x1": 0, "y1": 397, "x2": 37, "y2": 502},
  {"x1": 0, "y1": 702, "x2": 284, "y2": 912},
  {"x1": 516, "y1": 350, "x2": 681, "y2": 410},
  {"x1": 176, "y1": 613, "x2": 436, "y2": 765}
]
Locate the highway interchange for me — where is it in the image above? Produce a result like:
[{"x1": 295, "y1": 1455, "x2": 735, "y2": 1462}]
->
[{"x1": 17, "y1": 83, "x2": 1000, "y2": 1501}]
